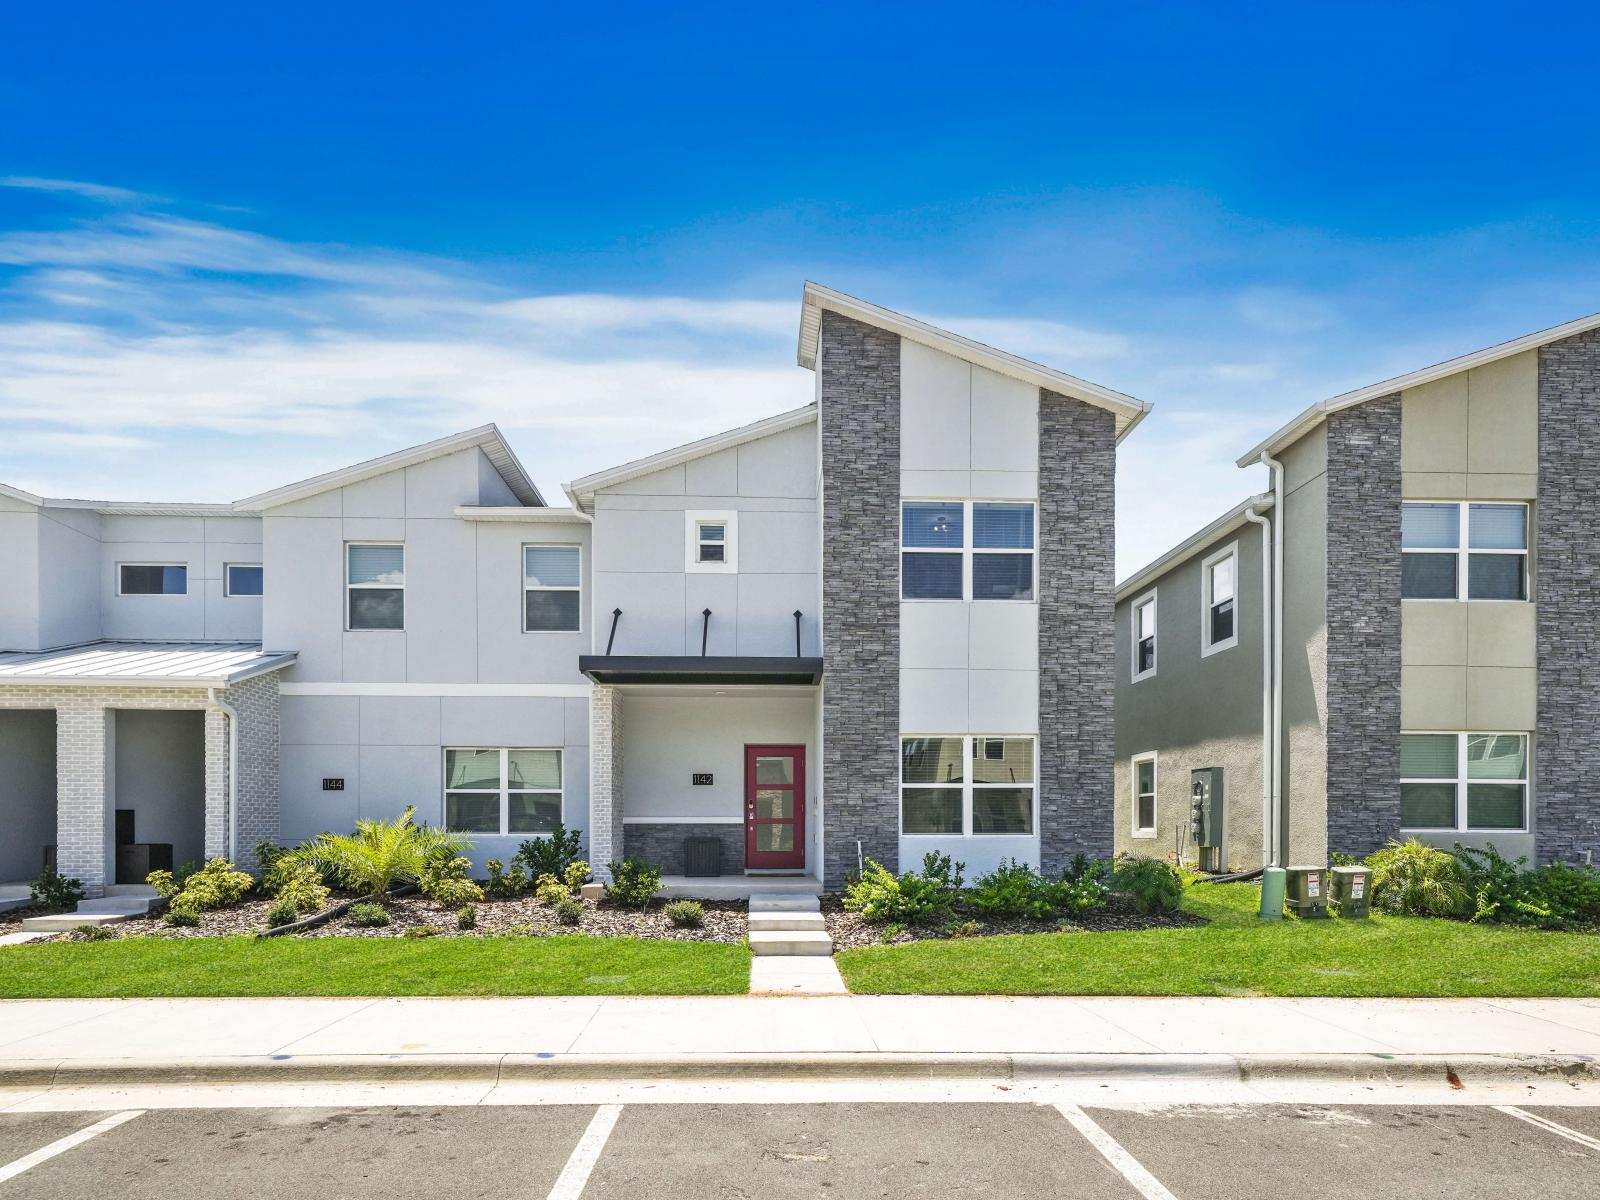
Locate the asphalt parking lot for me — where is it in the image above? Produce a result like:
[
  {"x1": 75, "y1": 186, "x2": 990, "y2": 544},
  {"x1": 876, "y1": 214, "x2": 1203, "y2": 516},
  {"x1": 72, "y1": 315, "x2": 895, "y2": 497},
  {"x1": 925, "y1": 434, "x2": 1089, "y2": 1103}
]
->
[{"x1": 0, "y1": 1101, "x2": 1595, "y2": 1198}]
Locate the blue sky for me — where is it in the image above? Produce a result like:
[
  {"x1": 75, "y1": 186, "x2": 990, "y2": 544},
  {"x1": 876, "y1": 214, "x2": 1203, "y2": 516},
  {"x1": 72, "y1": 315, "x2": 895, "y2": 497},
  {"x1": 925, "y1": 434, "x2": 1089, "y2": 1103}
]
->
[{"x1": 3, "y1": 1, "x2": 1599, "y2": 572}]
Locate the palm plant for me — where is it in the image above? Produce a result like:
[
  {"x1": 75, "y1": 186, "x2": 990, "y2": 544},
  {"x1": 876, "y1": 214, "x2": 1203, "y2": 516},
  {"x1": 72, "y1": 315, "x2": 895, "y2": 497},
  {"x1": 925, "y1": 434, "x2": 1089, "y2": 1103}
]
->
[{"x1": 292, "y1": 808, "x2": 469, "y2": 901}]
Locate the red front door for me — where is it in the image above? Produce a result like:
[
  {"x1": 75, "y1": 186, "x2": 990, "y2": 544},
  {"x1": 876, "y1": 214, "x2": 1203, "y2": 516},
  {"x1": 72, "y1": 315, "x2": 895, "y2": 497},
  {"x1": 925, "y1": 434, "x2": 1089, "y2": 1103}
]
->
[{"x1": 744, "y1": 745, "x2": 806, "y2": 870}]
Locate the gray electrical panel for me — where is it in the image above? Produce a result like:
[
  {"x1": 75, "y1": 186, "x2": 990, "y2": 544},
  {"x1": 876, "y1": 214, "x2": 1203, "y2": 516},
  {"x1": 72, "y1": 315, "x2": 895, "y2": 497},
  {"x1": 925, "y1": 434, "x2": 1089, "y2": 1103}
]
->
[{"x1": 1190, "y1": 767, "x2": 1225, "y2": 872}]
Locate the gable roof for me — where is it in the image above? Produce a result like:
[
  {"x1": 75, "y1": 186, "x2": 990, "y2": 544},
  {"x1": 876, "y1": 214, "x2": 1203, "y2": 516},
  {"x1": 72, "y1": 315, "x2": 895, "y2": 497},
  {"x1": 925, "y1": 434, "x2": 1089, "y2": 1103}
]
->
[
  {"x1": 1115, "y1": 493, "x2": 1273, "y2": 603},
  {"x1": 235, "y1": 423, "x2": 543, "y2": 511},
  {"x1": 1237, "y1": 310, "x2": 1600, "y2": 467},
  {"x1": 797, "y1": 281, "x2": 1151, "y2": 442},
  {"x1": 564, "y1": 404, "x2": 816, "y2": 505}
]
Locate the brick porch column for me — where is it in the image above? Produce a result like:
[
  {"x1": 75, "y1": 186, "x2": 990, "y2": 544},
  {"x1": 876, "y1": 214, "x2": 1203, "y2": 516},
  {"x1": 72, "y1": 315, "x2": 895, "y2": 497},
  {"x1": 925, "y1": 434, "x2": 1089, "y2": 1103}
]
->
[
  {"x1": 55, "y1": 693, "x2": 109, "y2": 897},
  {"x1": 589, "y1": 684, "x2": 624, "y2": 879}
]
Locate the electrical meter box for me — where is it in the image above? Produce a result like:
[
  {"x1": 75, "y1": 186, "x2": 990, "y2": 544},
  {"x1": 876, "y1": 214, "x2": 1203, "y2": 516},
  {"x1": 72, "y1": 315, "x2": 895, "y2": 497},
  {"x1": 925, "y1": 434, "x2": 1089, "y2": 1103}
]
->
[
  {"x1": 1190, "y1": 768, "x2": 1225, "y2": 871},
  {"x1": 1330, "y1": 865, "x2": 1371, "y2": 918},
  {"x1": 1284, "y1": 865, "x2": 1329, "y2": 918}
]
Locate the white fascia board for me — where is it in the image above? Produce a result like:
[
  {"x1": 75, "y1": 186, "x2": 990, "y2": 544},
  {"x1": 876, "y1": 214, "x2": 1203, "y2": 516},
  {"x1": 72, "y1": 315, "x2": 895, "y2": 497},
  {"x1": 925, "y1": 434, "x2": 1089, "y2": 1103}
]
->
[
  {"x1": 235, "y1": 424, "x2": 543, "y2": 510},
  {"x1": 796, "y1": 281, "x2": 1152, "y2": 443},
  {"x1": 0, "y1": 481, "x2": 43, "y2": 506},
  {"x1": 1115, "y1": 494, "x2": 1273, "y2": 602},
  {"x1": 1236, "y1": 309, "x2": 1600, "y2": 467},
  {"x1": 565, "y1": 404, "x2": 817, "y2": 502},
  {"x1": 41, "y1": 499, "x2": 237, "y2": 516},
  {"x1": 454, "y1": 505, "x2": 592, "y2": 523}
]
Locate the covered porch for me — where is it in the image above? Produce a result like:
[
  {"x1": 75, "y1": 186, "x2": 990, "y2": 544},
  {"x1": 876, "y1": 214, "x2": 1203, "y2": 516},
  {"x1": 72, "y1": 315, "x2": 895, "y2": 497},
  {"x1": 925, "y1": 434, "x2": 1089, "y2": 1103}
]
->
[
  {"x1": 0, "y1": 642, "x2": 292, "y2": 898},
  {"x1": 582, "y1": 654, "x2": 822, "y2": 894}
]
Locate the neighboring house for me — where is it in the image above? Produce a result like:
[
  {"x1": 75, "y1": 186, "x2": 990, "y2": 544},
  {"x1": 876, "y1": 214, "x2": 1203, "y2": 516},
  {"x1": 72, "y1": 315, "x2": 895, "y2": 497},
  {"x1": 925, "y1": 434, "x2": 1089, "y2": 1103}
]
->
[
  {"x1": 1115, "y1": 315, "x2": 1600, "y2": 869},
  {"x1": 0, "y1": 282, "x2": 1149, "y2": 897}
]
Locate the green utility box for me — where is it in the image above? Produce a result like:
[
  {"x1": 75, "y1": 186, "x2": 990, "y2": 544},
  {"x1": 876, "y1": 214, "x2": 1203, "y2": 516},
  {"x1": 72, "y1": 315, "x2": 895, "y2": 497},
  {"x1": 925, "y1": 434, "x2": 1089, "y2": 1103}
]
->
[
  {"x1": 1284, "y1": 865, "x2": 1329, "y2": 918},
  {"x1": 1330, "y1": 865, "x2": 1372, "y2": 918}
]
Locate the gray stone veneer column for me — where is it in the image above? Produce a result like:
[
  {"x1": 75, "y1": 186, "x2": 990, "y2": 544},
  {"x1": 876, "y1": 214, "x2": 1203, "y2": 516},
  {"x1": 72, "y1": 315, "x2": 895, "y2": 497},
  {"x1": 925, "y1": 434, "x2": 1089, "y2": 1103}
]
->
[
  {"x1": 1324, "y1": 395, "x2": 1402, "y2": 857},
  {"x1": 1037, "y1": 392, "x2": 1116, "y2": 869},
  {"x1": 819, "y1": 310, "x2": 900, "y2": 884},
  {"x1": 1537, "y1": 328, "x2": 1600, "y2": 864}
]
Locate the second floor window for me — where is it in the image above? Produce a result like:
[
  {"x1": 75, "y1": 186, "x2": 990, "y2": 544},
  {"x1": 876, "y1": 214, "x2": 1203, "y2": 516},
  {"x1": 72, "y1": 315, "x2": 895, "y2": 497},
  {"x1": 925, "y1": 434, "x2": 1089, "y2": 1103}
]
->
[
  {"x1": 225, "y1": 564, "x2": 263, "y2": 597},
  {"x1": 901, "y1": 500, "x2": 1035, "y2": 601},
  {"x1": 347, "y1": 543, "x2": 404, "y2": 630},
  {"x1": 1132, "y1": 591, "x2": 1157, "y2": 681},
  {"x1": 696, "y1": 521, "x2": 726, "y2": 563},
  {"x1": 524, "y1": 545, "x2": 581, "y2": 632},
  {"x1": 1201, "y1": 544, "x2": 1237, "y2": 655},
  {"x1": 119, "y1": 563, "x2": 187, "y2": 595},
  {"x1": 1402, "y1": 502, "x2": 1528, "y2": 601}
]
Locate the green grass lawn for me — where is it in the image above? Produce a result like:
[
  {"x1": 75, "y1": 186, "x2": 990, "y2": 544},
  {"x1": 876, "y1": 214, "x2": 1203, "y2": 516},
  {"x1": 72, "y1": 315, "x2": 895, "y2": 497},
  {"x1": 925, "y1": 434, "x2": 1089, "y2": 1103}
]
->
[
  {"x1": 0, "y1": 935, "x2": 751, "y2": 998},
  {"x1": 835, "y1": 882, "x2": 1600, "y2": 997}
]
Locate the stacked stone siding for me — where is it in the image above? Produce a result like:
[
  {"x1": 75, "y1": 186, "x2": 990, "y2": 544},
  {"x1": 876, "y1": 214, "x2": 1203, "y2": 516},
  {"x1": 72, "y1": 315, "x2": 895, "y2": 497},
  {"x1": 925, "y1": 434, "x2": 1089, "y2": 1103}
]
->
[
  {"x1": 1537, "y1": 328, "x2": 1600, "y2": 864},
  {"x1": 588, "y1": 684, "x2": 625, "y2": 876},
  {"x1": 1323, "y1": 396, "x2": 1403, "y2": 857},
  {"x1": 624, "y1": 822, "x2": 744, "y2": 875},
  {"x1": 818, "y1": 310, "x2": 901, "y2": 885},
  {"x1": 1037, "y1": 392, "x2": 1117, "y2": 868}
]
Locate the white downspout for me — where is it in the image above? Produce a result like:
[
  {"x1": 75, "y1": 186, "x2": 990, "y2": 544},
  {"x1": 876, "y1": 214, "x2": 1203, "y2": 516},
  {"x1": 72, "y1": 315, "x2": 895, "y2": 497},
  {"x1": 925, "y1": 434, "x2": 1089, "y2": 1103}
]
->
[
  {"x1": 208, "y1": 687, "x2": 239, "y2": 864},
  {"x1": 1243, "y1": 504, "x2": 1273, "y2": 869},
  {"x1": 1260, "y1": 452, "x2": 1287, "y2": 867}
]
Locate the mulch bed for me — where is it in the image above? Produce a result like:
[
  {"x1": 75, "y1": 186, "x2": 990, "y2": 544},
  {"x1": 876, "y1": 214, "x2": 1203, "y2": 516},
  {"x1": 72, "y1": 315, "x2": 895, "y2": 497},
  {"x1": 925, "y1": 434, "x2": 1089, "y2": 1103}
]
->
[
  {"x1": 822, "y1": 894, "x2": 1208, "y2": 951},
  {"x1": 35, "y1": 893, "x2": 750, "y2": 944}
]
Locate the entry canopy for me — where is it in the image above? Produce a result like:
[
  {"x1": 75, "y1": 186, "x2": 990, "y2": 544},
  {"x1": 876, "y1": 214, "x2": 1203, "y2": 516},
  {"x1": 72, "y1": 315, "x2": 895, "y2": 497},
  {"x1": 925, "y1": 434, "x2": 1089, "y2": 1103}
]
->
[
  {"x1": 0, "y1": 642, "x2": 297, "y2": 687},
  {"x1": 578, "y1": 655, "x2": 823, "y2": 686}
]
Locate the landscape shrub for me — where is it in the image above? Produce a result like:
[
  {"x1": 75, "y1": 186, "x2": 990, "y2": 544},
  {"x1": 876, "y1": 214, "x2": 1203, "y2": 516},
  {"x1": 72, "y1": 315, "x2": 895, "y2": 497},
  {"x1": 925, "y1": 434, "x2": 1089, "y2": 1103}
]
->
[
  {"x1": 1111, "y1": 856, "x2": 1185, "y2": 914},
  {"x1": 272, "y1": 864, "x2": 333, "y2": 918},
  {"x1": 347, "y1": 901, "x2": 390, "y2": 928},
  {"x1": 604, "y1": 856, "x2": 664, "y2": 909},
  {"x1": 967, "y1": 861, "x2": 1054, "y2": 918},
  {"x1": 484, "y1": 859, "x2": 530, "y2": 899},
  {"x1": 255, "y1": 840, "x2": 293, "y2": 888},
  {"x1": 843, "y1": 852, "x2": 965, "y2": 924},
  {"x1": 292, "y1": 808, "x2": 468, "y2": 899},
  {"x1": 29, "y1": 866, "x2": 85, "y2": 913},
  {"x1": 1457, "y1": 844, "x2": 1600, "y2": 929},
  {"x1": 404, "y1": 926, "x2": 442, "y2": 938},
  {"x1": 419, "y1": 855, "x2": 485, "y2": 909},
  {"x1": 534, "y1": 873, "x2": 572, "y2": 905},
  {"x1": 149, "y1": 859, "x2": 255, "y2": 918},
  {"x1": 456, "y1": 904, "x2": 477, "y2": 930},
  {"x1": 72, "y1": 924, "x2": 117, "y2": 941},
  {"x1": 563, "y1": 860, "x2": 591, "y2": 891},
  {"x1": 1366, "y1": 838, "x2": 1469, "y2": 917},
  {"x1": 515, "y1": 824, "x2": 584, "y2": 880},
  {"x1": 163, "y1": 898, "x2": 200, "y2": 927},
  {"x1": 265, "y1": 898, "x2": 300, "y2": 928},
  {"x1": 553, "y1": 896, "x2": 584, "y2": 925},
  {"x1": 945, "y1": 919, "x2": 982, "y2": 938},
  {"x1": 1041, "y1": 872, "x2": 1109, "y2": 917},
  {"x1": 664, "y1": 899, "x2": 705, "y2": 928}
]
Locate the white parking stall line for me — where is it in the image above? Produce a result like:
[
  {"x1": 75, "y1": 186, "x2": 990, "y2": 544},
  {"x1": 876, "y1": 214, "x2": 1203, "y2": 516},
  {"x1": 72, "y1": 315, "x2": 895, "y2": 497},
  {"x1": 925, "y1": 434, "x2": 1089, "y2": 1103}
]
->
[
  {"x1": 1056, "y1": 1104, "x2": 1179, "y2": 1200},
  {"x1": 0, "y1": 1110, "x2": 145, "y2": 1184},
  {"x1": 547, "y1": 1103, "x2": 623, "y2": 1200},
  {"x1": 1493, "y1": 1105, "x2": 1600, "y2": 1154}
]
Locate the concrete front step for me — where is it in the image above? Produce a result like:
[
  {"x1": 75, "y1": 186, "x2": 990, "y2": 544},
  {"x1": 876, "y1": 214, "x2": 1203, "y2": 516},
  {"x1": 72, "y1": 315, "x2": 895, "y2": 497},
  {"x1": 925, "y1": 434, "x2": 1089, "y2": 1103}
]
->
[
  {"x1": 0, "y1": 897, "x2": 30, "y2": 916},
  {"x1": 21, "y1": 911, "x2": 132, "y2": 932},
  {"x1": 748, "y1": 892, "x2": 821, "y2": 913},
  {"x1": 748, "y1": 930, "x2": 834, "y2": 956},
  {"x1": 20, "y1": 888, "x2": 164, "y2": 932},
  {"x1": 748, "y1": 912, "x2": 827, "y2": 932}
]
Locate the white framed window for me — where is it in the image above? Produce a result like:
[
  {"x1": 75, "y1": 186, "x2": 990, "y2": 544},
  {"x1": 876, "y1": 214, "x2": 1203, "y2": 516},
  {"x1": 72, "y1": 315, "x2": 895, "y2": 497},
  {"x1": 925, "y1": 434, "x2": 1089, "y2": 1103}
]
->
[
  {"x1": 899, "y1": 735, "x2": 1036, "y2": 836},
  {"x1": 524, "y1": 544, "x2": 581, "y2": 632},
  {"x1": 118, "y1": 563, "x2": 187, "y2": 596},
  {"x1": 1131, "y1": 590, "x2": 1157, "y2": 682},
  {"x1": 224, "y1": 564, "x2": 263, "y2": 597},
  {"x1": 901, "y1": 500, "x2": 1035, "y2": 601},
  {"x1": 1400, "y1": 731, "x2": 1529, "y2": 832},
  {"x1": 1401, "y1": 501, "x2": 1528, "y2": 602},
  {"x1": 444, "y1": 747, "x2": 563, "y2": 835},
  {"x1": 346, "y1": 543, "x2": 404, "y2": 631},
  {"x1": 1200, "y1": 542, "x2": 1238, "y2": 656},
  {"x1": 685, "y1": 510, "x2": 737, "y2": 573},
  {"x1": 1131, "y1": 752, "x2": 1158, "y2": 838}
]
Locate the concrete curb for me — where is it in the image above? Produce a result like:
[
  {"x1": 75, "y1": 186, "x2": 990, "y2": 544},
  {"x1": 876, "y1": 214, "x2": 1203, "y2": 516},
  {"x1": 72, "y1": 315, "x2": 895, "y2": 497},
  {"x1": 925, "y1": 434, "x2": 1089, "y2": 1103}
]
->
[{"x1": 1, "y1": 1052, "x2": 1594, "y2": 1091}]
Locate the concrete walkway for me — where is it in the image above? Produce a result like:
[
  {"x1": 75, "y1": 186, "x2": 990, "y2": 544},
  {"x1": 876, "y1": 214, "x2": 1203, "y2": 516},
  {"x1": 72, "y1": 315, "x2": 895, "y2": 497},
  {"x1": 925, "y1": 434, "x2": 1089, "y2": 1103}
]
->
[{"x1": 1, "y1": 995, "x2": 1597, "y2": 1062}]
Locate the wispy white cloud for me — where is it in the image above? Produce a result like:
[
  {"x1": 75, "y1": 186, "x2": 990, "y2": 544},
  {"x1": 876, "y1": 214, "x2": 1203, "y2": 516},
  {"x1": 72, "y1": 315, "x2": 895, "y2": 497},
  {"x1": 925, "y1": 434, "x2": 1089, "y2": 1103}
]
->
[{"x1": 0, "y1": 176, "x2": 157, "y2": 204}]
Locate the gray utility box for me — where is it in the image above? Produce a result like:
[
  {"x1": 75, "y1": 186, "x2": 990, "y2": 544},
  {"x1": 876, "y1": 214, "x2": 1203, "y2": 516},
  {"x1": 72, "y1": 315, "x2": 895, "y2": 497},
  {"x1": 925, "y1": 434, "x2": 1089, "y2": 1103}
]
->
[
  {"x1": 1190, "y1": 767, "x2": 1225, "y2": 873},
  {"x1": 1330, "y1": 865, "x2": 1372, "y2": 918},
  {"x1": 1284, "y1": 865, "x2": 1329, "y2": 918}
]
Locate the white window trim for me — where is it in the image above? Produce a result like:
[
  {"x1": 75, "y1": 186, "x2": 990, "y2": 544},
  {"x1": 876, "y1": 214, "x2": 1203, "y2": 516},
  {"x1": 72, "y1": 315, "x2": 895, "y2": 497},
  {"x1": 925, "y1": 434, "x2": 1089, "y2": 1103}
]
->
[
  {"x1": 223, "y1": 563, "x2": 263, "y2": 599},
  {"x1": 1400, "y1": 730, "x2": 1531, "y2": 834},
  {"x1": 523, "y1": 543, "x2": 582, "y2": 633},
  {"x1": 1401, "y1": 500, "x2": 1530, "y2": 604},
  {"x1": 685, "y1": 509, "x2": 738, "y2": 573},
  {"x1": 345, "y1": 542, "x2": 404, "y2": 632},
  {"x1": 898, "y1": 734, "x2": 1038, "y2": 838},
  {"x1": 443, "y1": 746, "x2": 564, "y2": 836},
  {"x1": 1131, "y1": 588, "x2": 1158, "y2": 682},
  {"x1": 116, "y1": 562, "x2": 188, "y2": 597},
  {"x1": 1200, "y1": 541, "x2": 1239, "y2": 657},
  {"x1": 1131, "y1": 751, "x2": 1158, "y2": 839},
  {"x1": 899, "y1": 498, "x2": 1038, "y2": 604}
]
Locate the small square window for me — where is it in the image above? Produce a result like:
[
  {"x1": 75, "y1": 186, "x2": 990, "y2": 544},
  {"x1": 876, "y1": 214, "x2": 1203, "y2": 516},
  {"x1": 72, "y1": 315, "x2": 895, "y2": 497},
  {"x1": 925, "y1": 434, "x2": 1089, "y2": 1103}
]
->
[
  {"x1": 225, "y1": 564, "x2": 263, "y2": 597},
  {"x1": 697, "y1": 523, "x2": 726, "y2": 563},
  {"x1": 686, "y1": 511, "x2": 737, "y2": 572}
]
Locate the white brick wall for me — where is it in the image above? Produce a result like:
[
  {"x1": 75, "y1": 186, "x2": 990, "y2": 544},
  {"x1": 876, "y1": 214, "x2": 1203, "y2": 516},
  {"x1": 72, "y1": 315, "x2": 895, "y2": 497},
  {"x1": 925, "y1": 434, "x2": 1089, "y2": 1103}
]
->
[{"x1": 588, "y1": 684, "x2": 624, "y2": 878}]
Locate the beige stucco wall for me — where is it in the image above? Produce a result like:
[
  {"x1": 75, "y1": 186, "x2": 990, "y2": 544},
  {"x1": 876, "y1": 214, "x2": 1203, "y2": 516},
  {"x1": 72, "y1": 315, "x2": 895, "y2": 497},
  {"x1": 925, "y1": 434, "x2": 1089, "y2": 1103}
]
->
[
  {"x1": 1399, "y1": 349, "x2": 1537, "y2": 858},
  {"x1": 1277, "y1": 424, "x2": 1329, "y2": 865}
]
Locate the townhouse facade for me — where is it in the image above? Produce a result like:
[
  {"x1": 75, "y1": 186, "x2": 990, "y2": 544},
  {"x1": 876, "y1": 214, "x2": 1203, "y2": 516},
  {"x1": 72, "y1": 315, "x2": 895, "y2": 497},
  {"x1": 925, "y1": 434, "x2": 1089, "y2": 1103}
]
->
[
  {"x1": 1114, "y1": 315, "x2": 1600, "y2": 870},
  {"x1": 0, "y1": 283, "x2": 1148, "y2": 897}
]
